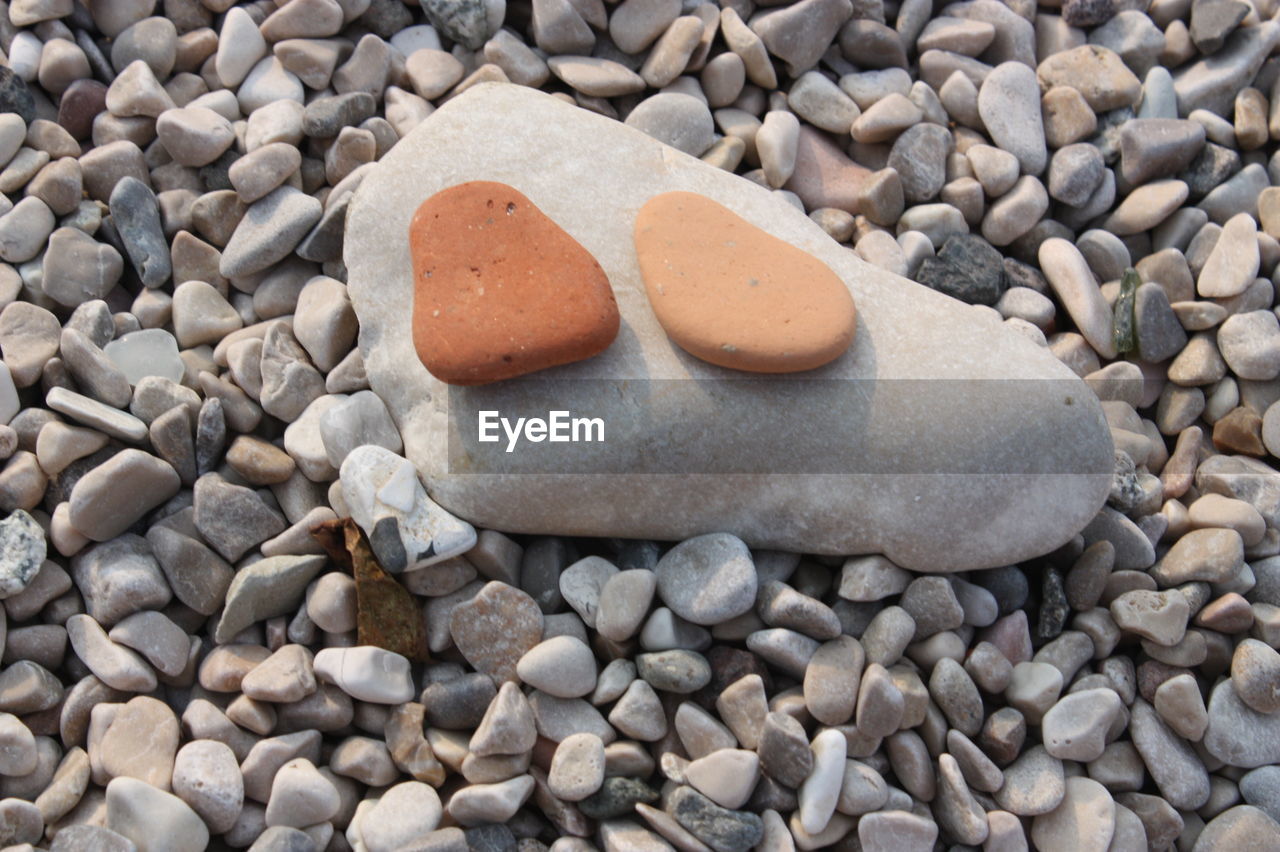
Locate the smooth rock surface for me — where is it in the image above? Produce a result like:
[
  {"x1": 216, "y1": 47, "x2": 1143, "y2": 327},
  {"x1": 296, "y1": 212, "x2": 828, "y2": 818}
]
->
[
  {"x1": 410, "y1": 180, "x2": 619, "y2": 385},
  {"x1": 635, "y1": 191, "x2": 856, "y2": 373},
  {"x1": 344, "y1": 83, "x2": 1113, "y2": 571}
]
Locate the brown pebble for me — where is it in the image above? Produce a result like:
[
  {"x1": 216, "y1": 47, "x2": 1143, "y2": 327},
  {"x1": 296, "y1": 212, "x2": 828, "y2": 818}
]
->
[
  {"x1": 1212, "y1": 406, "x2": 1266, "y2": 455},
  {"x1": 409, "y1": 181, "x2": 620, "y2": 385}
]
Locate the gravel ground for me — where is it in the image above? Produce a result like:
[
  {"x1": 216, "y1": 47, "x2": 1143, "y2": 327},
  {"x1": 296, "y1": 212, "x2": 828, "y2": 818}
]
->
[{"x1": 1, "y1": 0, "x2": 1280, "y2": 849}]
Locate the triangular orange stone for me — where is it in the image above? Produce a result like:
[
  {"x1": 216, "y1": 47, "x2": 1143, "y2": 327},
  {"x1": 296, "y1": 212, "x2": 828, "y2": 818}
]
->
[
  {"x1": 634, "y1": 191, "x2": 856, "y2": 373},
  {"x1": 410, "y1": 181, "x2": 620, "y2": 385}
]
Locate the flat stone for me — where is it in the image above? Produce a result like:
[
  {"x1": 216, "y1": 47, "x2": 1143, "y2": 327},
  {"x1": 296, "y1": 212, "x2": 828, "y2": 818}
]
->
[
  {"x1": 1048, "y1": 144, "x2": 1104, "y2": 207},
  {"x1": 471, "y1": 675, "x2": 535, "y2": 757},
  {"x1": 888, "y1": 122, "x2": 950, "y2": 203},
  {"x1": 450, "y1": 581, "x2": 544, "y2": 683},
  {"x1": 636, "y1": 649, "x2": 711, "y2": 693},
  {"x1": 995, "y1": 745, "x2": 1065, "y2": 815},
  {"x1": 172, "y1": 280, "x2": 242, "y2": 348},
  {"x1": 1205, "y1": 679, "x2": 1280, "y2": 768},
  {"x1": 610, "y1": 0, "x2": 679, "y2": 53},
  {"x1": 410, "y1": 181, "x2": 619, "y2": 385},
  {"x1": 344, "y1": 83, "x2": 1114, "y2": 572},
  {"x1": 1130, "y1": 698, "x2": 1210, "y2": 808},
  {"x1": 1218, "y1": 311, "x2": 1280, "y2": 380},
  {"x1": 624, "y1": 93, "x2": 715, "y2": 158},
  {"x1": 109, "y1": 177, "x2": 171, "y2": 289},
  {"x1": 422, "y1": 0, "x2": 499, "y2": 49},
  {"x1": 1150, "y1": 527, "x2": 1242, "y2": 585},
  {"x1": 1, "y1": 303, "x2": 60, "y2": 388},
  {"x1": 1191, "y1": 0, "x2": 1248, "y2": 54},
  {"x1": 0, "y1": 196, "x2": 54, "y2": 264},
  {"x1": 156, "y1": 107, "x2": 235, "y2": 167},
  {"x1": 1041, "y1": 688, "x2": 1122, "y2": 761},
  {"x1": 104, "y1": 330, "x2": 184, "y2": 387},
  {"x1": 98, "y1": 695, "x2": 179, "y2": 790},
  {"x1": 1197, "y1": 806, "x2": 1280, "y2": 850},
  {"x1": 667, "y1": 785, "x2": 763, "y2": 852},
  {"x1": 69, "y1": 534, "x2": 170, "y2": 629},
  {"x1": 749, "y1": 0, "x2": 851, "y2": 76},
  {"x1": 1111, "y1": 590, "x2": 1190, "y2": 646},
  {"x1": 1120, "y1": 119, "x2": 1205, "y2": 186},
  {"x1": 515, "y1": 634, "x2": 597, "y2": 699},
  {"x1": 684, "y1": 748, "x2": 759, "y2": 811},
  {"x1": 221, "y1": 186, "x2": 322, "y2": 278},
  {"x1": 1104, "y1": 180, "x2": 1189, "y2": 235},
  {"x1": 109, "y1": 611, "x2": 190, "y2": 676},
  {"x1": 1232, "y1": 639, "x2": 1280, "y2": 713},
  {"x1": 447, "y1": 774, "x2": 535, "y2": 826},
  {"x1": 857, "y1": 810, "x2": 938, "y2": 852},
  {"x1": 1040, "y1": 238, "x2": 1117, "y2": 360},
  {"x1": 654, "y1": 533, "x2": 757, "y2": 626},
  {"x1": 784, "y1": 125, "x2": 871, "y2": 214},
  {"x1": 146, "y1": 526, "x2": 233, "y2": 616},
  {"x1": 214, "y1": 554, "x2": 326, "y2": 643},
  {"x1": 264, "y1": 758, "x2": 339, "y2": 827},
  {"x1": 42, "y1": 227, "x2": 123, "y2": 308},
  {"x1": 1134, "y1": 283, "x2": 1187, "y2": 363},
  {"x1": 1030, "y1": 776, "x2": 1116, "y2": 852},
  {"x1": 636, "y1": 191, "x2": 855, "y2": 373},
  {"x1": 547, "y1": 57, "x2": 643, "y2": 98},
  {"x1": 360, "y1": 781, "x2": 444, "y2": 851},
  {"x1": 193, "y1": 473, "x2": 286, "y2": 562},
  {"x1": 242, "y1": 644, "x2": 315, "y2": 702},
  {"x1": 608, "y1": 678, "x2": 665, "y2": 741},
  {"x1": 595, "y1": 570, "x2": 656, "y2": 642},
  {"x1": 68, "y1": 449, "x2": 180, "y2": 541},
  {"x1": 172, "y1": 740, "x2": 243, "y2": 835},
  {"x1": 0, "y1": 713, "x2": 36, "y2": 777},
  {"x1": 259, "y1": 322, "x2": 325, "y2": 423},
  {"x1": 1199, "y1": 213, "x2": 1259, "y2": 298},
  {"x1": 757, "y1": 710, "x2": 812, "y2": 787},
  {"x1": 105, "y1": 776, "x2": 209, "y2": 852},
  {"x1": 978, "y1": 61, "x2": 1046, "y2": 176},
  {"x1": 1173, "y1": 22, "x2": 1279, "y2": 116}
]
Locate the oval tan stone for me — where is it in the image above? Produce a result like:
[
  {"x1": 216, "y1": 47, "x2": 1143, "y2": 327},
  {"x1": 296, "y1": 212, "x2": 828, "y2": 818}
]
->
[{"x1": 634, "y1": 191, "x2": 856, "y2": 373}]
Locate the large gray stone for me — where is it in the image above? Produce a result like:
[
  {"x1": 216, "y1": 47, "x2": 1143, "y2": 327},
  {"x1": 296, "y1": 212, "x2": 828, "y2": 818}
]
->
[
  {"x1": 343, "y1": 84, "x2": 1113, "y2": 572},
  {"x1": 1204, "y1": 680, "x2": 1280, "y2": 768}
]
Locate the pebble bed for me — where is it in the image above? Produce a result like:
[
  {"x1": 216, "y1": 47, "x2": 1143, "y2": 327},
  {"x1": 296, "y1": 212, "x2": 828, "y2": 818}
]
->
[{"x1": 1, "y1": 0, "x2": 1280, "y2": 849}]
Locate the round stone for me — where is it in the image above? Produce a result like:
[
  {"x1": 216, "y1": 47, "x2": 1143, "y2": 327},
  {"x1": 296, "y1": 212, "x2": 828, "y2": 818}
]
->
[
  {"x1": 655, "y1": 533, "x2": 758, "y2": 626},
  {"x1": 516, "y1": 635, "x2": 598, "y2": 698},
  {"x1": 409, "y1": 181, "x2": 620, "y2": 385}
]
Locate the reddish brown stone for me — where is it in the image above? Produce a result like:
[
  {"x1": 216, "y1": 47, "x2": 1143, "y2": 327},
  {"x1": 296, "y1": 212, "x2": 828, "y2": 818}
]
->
[
  {"x1": 57, "y1": 79, "x2": 107, "y2": 142},
  {"x1": 1212, "y1": 406, "x2": 1266, "y2": 456},
  {"x1": 409, "y1": 181, "x2": 620, "y2": 385},
  {"x1": 634, "y1": 191, "x2": 857, "y2": 373}
]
